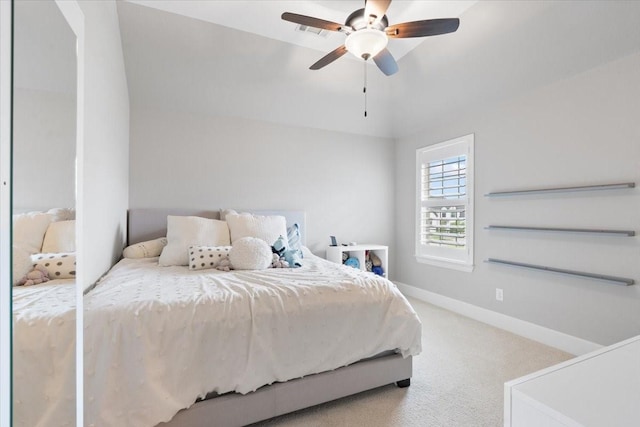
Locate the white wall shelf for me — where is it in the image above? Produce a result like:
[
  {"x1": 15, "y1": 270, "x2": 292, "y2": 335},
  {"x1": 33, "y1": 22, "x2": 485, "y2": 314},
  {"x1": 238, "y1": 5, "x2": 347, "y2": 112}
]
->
[
  {"x1": 326, "y1": 244, "x2": 388, "y2": 278},
  {"x1": 486, "y1": 258, "x2": 634, "y2": 286},
  {"x1": 485, "y1": 225, "x2": 635, "y2": 236},
  {"x1": 485, "y1": 182, "x2": 635, "y2": 197}
]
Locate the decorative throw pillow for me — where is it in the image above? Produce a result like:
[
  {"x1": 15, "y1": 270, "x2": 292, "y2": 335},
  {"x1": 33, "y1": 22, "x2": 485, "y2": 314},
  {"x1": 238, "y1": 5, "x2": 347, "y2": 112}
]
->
[
  {"x1": 123, "y1": 237, "x2": 168, "y2": 259},
  {"x1": 229, "y1": 237, "x2": 272, "y2": 270},
  {"x1": 159, "y1": 216, "x2": 230, "y2": 266},
  {"x1": 42, "y1": 220, "x2": 76, "y2": 253},
  {"x1": 188, "y1": 245, "x2": 231, "y2": 270},
  {"x1": 13, "y1": 211, "x2": 54, "y2": 254},
  {"x1": 226, "y1": 213, "x2": 287, "y2": 245},
  {"x1": 31, "y1": 252, "x2": 76, "y2": 279},
  {"x1": 286, "y1": 223, "x2": 304, "y2": 258}
]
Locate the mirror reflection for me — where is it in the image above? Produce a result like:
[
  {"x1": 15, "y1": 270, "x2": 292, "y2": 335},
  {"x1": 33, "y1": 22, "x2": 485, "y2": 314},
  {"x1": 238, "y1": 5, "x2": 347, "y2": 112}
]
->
[{"x1": 12, "y1": 0, "x2": 77, "y2": 424}]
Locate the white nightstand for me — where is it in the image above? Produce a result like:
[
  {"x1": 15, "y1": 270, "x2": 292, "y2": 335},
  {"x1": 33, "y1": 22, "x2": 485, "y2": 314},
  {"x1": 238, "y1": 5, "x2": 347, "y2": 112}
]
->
[{"x1": 326, "y1": 244, "x2": 389, "y2": 278}]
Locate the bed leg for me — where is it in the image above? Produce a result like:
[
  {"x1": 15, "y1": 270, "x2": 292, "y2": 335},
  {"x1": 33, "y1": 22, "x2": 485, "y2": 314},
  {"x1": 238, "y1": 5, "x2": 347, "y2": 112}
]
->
[{"x1": 396, "y1": 378, "x2": 410, "y2": 388}]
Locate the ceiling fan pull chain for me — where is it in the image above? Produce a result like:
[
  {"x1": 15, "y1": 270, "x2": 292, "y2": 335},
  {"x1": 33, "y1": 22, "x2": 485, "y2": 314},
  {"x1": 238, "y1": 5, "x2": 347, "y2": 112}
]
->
[{"x1": 363, "y1": 59, "x2": 368, "y2": 117}]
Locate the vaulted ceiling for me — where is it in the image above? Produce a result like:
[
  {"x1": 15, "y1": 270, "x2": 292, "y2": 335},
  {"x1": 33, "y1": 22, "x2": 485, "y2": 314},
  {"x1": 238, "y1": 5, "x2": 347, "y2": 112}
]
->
[
  {"x1": 125, "y1": 1, "x2": 477, "y2": 61},
  {"x1": 117, "y1": 1, "x2": 640, "y2": 138}
]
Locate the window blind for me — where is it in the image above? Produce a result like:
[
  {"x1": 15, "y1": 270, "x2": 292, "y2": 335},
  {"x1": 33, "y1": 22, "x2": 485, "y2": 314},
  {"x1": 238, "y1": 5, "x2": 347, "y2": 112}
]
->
[{"x1": 420, "y1": 156, "x2": 467, "y2": 249}]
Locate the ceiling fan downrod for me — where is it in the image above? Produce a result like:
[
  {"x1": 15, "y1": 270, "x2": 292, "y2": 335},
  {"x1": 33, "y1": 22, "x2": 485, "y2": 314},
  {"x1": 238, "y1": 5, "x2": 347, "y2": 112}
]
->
[{"x1": 363, "y1": 57, "x2": 368, "y2": 118}]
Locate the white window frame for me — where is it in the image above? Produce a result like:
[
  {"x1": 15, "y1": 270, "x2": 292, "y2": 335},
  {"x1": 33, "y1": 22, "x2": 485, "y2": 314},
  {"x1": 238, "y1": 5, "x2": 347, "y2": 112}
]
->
[{"x1": 415, "y1": 134, "x2": 474, "y2": 272}]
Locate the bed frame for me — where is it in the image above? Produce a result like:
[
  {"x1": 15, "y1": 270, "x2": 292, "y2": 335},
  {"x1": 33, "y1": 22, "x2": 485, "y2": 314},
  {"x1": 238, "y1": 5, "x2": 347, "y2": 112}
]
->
[{"x1": 127, "y1": 209, "x2": 413, "y2": 427}]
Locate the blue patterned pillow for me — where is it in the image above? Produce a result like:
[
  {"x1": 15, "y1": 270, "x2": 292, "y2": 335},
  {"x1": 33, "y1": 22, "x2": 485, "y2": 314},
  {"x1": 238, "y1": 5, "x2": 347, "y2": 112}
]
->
[{"x1": 286, "y1": 223, "x2": 303, "y2": 258}]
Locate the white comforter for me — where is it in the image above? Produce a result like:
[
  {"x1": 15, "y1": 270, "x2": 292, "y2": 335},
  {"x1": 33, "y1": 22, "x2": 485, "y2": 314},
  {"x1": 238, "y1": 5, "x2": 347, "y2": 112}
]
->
[
  {"x1": 13, "y1": 280, "x2": 76, "y2": 427},
  {"x1": 84, "y1": 250, "x2": 422, "y2": 427}
]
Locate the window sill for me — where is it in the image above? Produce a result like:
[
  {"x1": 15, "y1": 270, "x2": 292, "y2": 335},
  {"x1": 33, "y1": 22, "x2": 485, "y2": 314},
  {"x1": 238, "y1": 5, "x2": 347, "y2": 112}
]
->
[{"x1": 415, "y1": 255, "x2": 474, "y2": 272}]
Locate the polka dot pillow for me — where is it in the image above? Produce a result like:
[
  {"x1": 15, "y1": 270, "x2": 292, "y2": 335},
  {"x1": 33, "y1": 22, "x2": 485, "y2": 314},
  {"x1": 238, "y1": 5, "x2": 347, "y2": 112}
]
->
[
  {"x1": 30, "y1": 252, "x2": 76, "y2": 279},
  {"x1": 188, "y1": 245, "x2": 231, "y2": 270}
]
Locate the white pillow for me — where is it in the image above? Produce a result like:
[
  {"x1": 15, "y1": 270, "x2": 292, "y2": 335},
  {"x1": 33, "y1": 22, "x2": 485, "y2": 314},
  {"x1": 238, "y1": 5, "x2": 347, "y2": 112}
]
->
[
  {"x1": 229, "y1": 237, "x2": 272, "y2": 270},
  {"x1": 31, "y1": 252, "x2": 76, "y2": 279},
  {"x1": 123, "y1": 237, "x2": 168, "y2": 259},
  {"x1": 219, "y1": 208, "x2": 238, "y2": 221},
  {"x1": 159, "y1": 216, "x2": 230, "y2": 266},
  {"x1": 226, "y1": 213, "x2": 287, "y2": 245},
  {"x1": 13, "y1": 211, "x2": 54, "y2": 254},
  {"x1": 188, "y1": 245, "x2": 231, "y2": 270},
  {"x1": 46, "y1": 207, "x2": 75, "y2": 222},
  {"x1": 13, "y1": 244, "x2": 33, "y2": 286},
  {"x1": 42, "y1": 220, "x2": 76, "y2": 253}
]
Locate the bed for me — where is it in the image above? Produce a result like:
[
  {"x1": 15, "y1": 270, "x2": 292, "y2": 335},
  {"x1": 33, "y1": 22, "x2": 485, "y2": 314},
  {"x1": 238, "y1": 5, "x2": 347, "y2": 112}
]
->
[
  {"x1": 12, "y1": 208, "x2": 77, "y2": 427},
  {"x1": 13, "y1": 280, "x2": 76, "y2": 427},
  {"x1": 83, "y1": 209, "x2": 422, "y2": 427}
]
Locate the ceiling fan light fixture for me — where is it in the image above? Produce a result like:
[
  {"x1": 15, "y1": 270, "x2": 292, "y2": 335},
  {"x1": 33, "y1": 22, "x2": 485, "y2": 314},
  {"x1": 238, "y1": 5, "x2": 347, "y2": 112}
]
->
[{"x1": 345, "y1": 28, "x2": 388, "y2": 60}]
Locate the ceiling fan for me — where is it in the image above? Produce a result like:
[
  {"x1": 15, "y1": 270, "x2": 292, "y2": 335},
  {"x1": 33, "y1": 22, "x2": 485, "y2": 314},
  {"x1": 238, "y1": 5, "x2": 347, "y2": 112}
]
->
[{"x1": 281, "y1": 0, "x2": 460, "y2": 76}]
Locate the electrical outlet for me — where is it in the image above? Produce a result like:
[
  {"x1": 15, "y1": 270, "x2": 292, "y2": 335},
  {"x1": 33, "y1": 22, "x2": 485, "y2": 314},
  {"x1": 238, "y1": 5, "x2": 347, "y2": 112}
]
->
[{"x1": 496, "y1": 288, "x2": 504, "y2": 302}]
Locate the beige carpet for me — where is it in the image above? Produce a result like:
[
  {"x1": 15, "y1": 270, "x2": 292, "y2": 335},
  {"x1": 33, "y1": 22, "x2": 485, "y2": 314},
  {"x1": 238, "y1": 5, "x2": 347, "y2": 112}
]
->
[{"x1": 251, "y1": 297, "x2": 573, "y2": 427}]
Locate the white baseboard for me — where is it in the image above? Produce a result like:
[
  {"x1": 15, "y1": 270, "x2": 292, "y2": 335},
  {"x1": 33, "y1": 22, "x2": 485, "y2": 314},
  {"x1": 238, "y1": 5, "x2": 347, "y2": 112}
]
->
[{"x1": 395, "y1": 282, "x2": 602, "y2": 356}]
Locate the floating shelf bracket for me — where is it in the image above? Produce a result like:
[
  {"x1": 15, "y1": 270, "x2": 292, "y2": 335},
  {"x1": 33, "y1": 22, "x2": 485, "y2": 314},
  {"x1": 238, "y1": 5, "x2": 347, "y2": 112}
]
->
[
  {"x1": 485, "y1": 225, "x2": 635, "y2": 236},
  {"x1": 485, "y1": 182, "x2": 635, "y2": 197},
  {"x1": 485, "y1": 258, "x2": 634, "y2": 286}
]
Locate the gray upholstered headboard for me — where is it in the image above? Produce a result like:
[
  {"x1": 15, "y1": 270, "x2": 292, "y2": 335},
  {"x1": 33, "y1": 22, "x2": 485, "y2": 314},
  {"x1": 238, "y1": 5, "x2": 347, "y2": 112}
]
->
[{"x1": 127, "y1": 209, "x2": 306, "y2": 246}]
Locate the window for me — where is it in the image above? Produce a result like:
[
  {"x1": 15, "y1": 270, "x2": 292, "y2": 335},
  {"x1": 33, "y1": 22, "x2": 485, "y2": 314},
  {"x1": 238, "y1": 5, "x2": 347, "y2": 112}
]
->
[{"x1": 415, "y1": 134, "x2": 474, "y2": 271}]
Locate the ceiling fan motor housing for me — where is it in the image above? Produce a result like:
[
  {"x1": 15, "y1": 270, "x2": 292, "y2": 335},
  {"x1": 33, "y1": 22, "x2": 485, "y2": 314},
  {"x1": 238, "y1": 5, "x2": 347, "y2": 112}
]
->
[{"x1": 345, "y1": 8, "x2": 389, "y2": 31}]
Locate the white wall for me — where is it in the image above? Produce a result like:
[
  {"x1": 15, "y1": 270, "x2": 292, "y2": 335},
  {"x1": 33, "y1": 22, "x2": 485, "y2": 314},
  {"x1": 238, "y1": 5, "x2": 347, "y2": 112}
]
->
[
  {"x1": 12, "y1": 88, "x2": 75, "y2": 210},
  {"x1": 78, "y1": 0, "x2": 129, "y2": 288},
  {"x1": 129, "y1": 108, "x2": 395, "y2": 260},
  {"x1": 395, "y1": 52, "x2": 640, "y2": 346}
]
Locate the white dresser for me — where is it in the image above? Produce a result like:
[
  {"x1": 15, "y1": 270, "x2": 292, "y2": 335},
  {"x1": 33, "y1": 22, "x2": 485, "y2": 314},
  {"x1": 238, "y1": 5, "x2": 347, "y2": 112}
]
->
[{"x1": 505, "y1": 335, "x2": 640, "y2": 427}]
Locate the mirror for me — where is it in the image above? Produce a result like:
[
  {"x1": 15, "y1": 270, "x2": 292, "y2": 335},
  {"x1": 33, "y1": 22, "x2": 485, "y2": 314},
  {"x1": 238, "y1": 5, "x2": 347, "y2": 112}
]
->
[{"x1": 12, "y1": 0, "x2": 77, "y2": 424}]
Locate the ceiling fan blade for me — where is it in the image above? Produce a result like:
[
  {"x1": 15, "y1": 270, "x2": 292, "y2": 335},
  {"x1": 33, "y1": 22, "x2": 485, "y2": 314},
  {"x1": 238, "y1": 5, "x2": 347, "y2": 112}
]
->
[
  {"x1": 373, "y1": 48, "x2": 398, "y2": 76},
  {"x1": 386, "y1": 18, "x2": 460, "y2": 38},
  {"x1": 364, "y1": 0, "x2": 392, "y2": 25},
  {"x1": 310, "y1": 45, "x2": 348, "y2": 70},
  {"x1": 281, "y1": 12, "x2": 343, "y2": 32}
]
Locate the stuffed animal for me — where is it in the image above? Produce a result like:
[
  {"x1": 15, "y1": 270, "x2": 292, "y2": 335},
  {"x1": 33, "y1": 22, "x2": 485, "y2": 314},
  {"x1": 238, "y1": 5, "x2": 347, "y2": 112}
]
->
[
  {"x1": 216, "y1": 258, "x2": 233, "y2": 272},
  {"x1": 369, "y1": 251, "x2": 382, "y2": 267},
  {"x1": 272, "y1": 235, "x2": 302, "y2": 268},
  {"x1": 272, "y1": 236, "x2": 287, "y2": 257},
  {"x1": 283, "y1": 248, "x2": 302, "y2": 268},
  {"x1": 271, "y1": 253, "x2": 289, "y2": 268},
  {"x1": 365, "y1": 251, "x2": 373, "y2": 272},
  {"x1": 372, "y1": 266, "x2": 385, "y2": 277},
  {"x1": 344, "y1": 257, "x2": 360, "y2": 269},
  {"x1": 18, "y1": 264, "x2": 50, "y2": 286}
]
